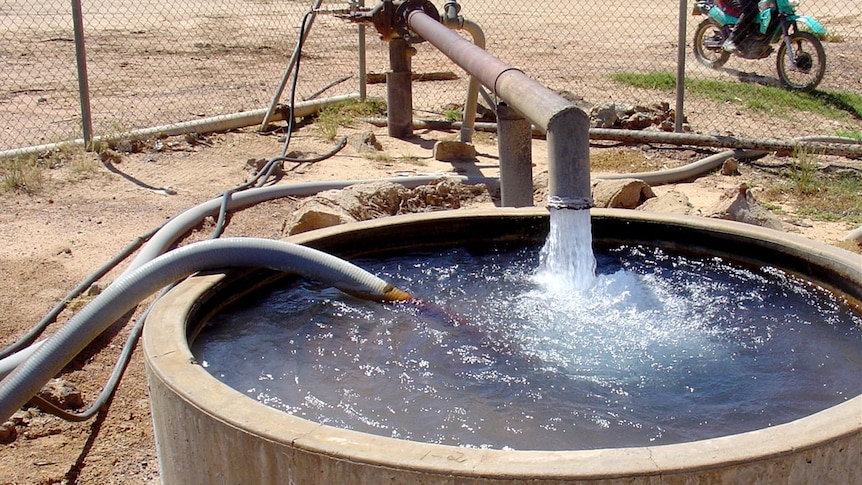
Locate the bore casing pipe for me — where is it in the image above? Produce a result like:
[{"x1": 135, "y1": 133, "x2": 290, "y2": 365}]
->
[
  {"x1": 387, "y1": 38, "x2": 414, "y2": 138},
  {"x1": 497, "y1": 103, "x2": 534, "y2": 207}
]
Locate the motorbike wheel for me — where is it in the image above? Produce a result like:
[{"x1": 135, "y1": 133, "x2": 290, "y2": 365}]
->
[
  {"x1": 776, "y1": 31, "x2": 826, "y2": 92},
  {"x1": 693, "y1": 19, "x2": 731, "y2": 69}
]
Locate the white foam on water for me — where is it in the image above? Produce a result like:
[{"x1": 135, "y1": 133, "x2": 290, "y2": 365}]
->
[{"x1": 194, "y1": 243, "x2": 862, "y2": 450}]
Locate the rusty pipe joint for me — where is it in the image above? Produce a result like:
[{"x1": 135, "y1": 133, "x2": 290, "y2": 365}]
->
[
  {"x1": 362, "y1": 0, "x2": 440, "y2": 43},
  {"x1": 343, "y1": 0, "x2": 440, "y2": 44},
  {"x1": 393, "y1": 0, "x2": 440, "y2": 43}
]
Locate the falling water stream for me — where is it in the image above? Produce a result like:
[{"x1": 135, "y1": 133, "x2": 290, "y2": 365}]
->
[
  {"x1": 193, "y1": 215, "x2": 862, "y2": 450},
  {"x1": 537, "y1": 209, "x2": 596, "y2": 290}
]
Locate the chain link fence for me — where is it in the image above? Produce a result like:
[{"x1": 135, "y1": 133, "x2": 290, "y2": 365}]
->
[{"x1": 2, "y1": 0, "x2": 860, "y2": 152}]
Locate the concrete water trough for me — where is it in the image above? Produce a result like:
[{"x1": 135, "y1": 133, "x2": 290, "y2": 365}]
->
[{"x1": 144, "y1": 208, "x2": 861, "y2": 484}]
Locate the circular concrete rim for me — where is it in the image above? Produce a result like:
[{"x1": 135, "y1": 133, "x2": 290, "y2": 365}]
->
[{"x1": 144, "y1": 208, "x2": 862, "y2": 480}]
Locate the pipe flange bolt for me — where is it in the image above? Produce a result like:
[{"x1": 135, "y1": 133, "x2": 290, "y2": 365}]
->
[{"x1": 394, "y1": 0, "x2": 440, "y2": 44}]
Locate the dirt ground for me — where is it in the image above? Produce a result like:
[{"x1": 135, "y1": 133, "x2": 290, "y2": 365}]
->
[
  {"x1": 0, "y1": 116, "x2": 860, "y2": 483},
  {"x1": 1, "y1": 0, "x2": 861, "y2": 482}
]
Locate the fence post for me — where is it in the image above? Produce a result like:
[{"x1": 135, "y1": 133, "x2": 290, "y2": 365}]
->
[
  {"x1": 259, "y1": 0, "x2": 325, "y2": 132},
  {"x1": 71, "y1": 0, "x2": 93, "y2": 149},
  {"x1": 359, "y1": 0, "x2": 367, "y2": 101},
  {"x1": 675, "y1": 0, "x2": 688, "y2": 133}
]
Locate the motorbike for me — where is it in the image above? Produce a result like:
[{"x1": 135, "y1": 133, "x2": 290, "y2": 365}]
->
[{"x1": 692, "y1": 0, "x2": 827, "y2": 91}]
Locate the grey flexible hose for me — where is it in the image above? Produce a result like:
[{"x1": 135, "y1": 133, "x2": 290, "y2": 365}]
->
[
  {"x1": 126, "y1": 175, "x2": 486, "y2": 273},
  {"x1": 595, "y1": 149, "x2": 768, "y2": 186},
  {"x1": 0, "y1": 238, "x2": 412, "y2": 422},
  {"x1": 845, "y1": 226, "x2": 862, "y2": 243},
  {"x1": 0, "y1": 175, "x2": 494, "y2": 383}
]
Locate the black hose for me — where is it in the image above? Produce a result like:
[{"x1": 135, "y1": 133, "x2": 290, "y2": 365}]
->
[
  {"x1": 209, "y1": 10, "x2": 342, "y2": 239},
  {"x1": 0, "y1": 226, "x2": 161, "y2": 360},
  {"x1": 24, "y1": 286, "x2": 170, "y2": 422},
  {"x1": 1, "y1": 9, "x2": 340, "y2": 422}
]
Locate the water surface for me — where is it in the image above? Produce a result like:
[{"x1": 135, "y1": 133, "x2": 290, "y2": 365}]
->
[{"x1": 193, "y1": 244, "x2": 862, "y2": 450}]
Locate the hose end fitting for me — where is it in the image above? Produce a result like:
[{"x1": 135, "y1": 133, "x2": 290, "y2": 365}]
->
[{"x1": 382, "y1": 286, "x2": 414, "y2": 301}]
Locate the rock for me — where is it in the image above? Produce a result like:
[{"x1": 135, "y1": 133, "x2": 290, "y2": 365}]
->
[
  {"x1": 589, "y1": 103, "x2": 622, "y2": 128},
  {"x1": 721, "y1": 158, "x2": 740, "y2": 176},
  {"x1": 37, "y1": 378, "x2": 84, "y2": 410},
  {"x1": 286, "y1": 180, "x2": 488, "y2": 235},
  {"x1": 592, "y1": 178, "x2": 655, "y2": 209},
  {"x1": 590, "y1": 101, "x2": 682, "y2": 131},
  {"x1": 0, "y1": 421, "x2": 16, "y2": 444},
  {"x1": 245, "y1": 157, "x2": 284, "y2": 177},
  {"x1": 86, "y1": 283, "x2": 103, "y2": 297},
  {"x1": 707, "y1": 183, "x2": 783, "y2": 230},
  {"x1": 99, "y1": 149, "x2": 122, "y2": 164},
  {"x1": 432, "y1": 140, "x2": 476, "y2": 162},
  {"x1": 636, "y1": 190, "x2": 693, "y2": 215},
  {"x1": 291, "y1": 207, "x2": 350, "y2": 233},
  {"x1": 402, "y1": 178, "x2": 486, "y2": 211},
  {"x1": 350, "y1": 131, "x2": 382, "y2": 153},
  {"x1": 621, "y1": 111, "x2": 659, "y2": 130},
  {"x1": 287, "y1": 202, "x2": 356, "y2": 235}
]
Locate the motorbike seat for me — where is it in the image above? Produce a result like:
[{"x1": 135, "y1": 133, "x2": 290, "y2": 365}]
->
[{"x1": 715, "y1": 0, "x2": 744, "y2": 18}]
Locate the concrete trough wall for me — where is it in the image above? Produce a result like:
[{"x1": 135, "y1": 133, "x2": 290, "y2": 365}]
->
[{"x1": 144, "y1": 208, "x2": 862, "y2": 484}]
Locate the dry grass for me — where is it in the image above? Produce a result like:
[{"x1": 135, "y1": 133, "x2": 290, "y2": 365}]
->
[
  {"x1": 758, "y1": 148, "x2": 862, "y2": 223},
  {"x1": 590, "y1": 148, "x2": 663, "y2": 173}
]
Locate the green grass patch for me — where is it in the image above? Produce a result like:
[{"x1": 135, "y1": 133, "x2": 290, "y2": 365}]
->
[
  {"x1": 313, "y1": 98, "x2": 387, "y2": 140},
  {"x1": 609, "y1": 71, "x2": 862, "y2": 120},
  {"x1": 443, "y1": 108, "x2": 463, "y2": 122},
  {"x1": 760, "y1": 146, "x2": 862, "y2": 223},
  {"x1": 834, "y1": 129, "x2": 861, "y2": 140}
]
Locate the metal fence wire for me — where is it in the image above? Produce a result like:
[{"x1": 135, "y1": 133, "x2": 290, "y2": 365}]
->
[{"x1": 1, "y1": 0, "x2": 860, "y2": 152}]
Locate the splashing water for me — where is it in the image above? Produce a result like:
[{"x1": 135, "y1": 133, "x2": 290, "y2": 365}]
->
[
  {"x1": 536, "y1": 209, "x2": 596, "y2": 291},
  {"x1": 194, "y1": 244, "x2": 862, "y2": 450}
]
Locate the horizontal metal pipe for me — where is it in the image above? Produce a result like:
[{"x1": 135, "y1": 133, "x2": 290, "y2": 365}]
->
[
  {"x1": 407, "y1": 10, "x2": 591, "y2": 208},
  {"x1": 0, "y1": 94, "x2": 360, "y2": 160},
  {"x1": 590, "y1": 128, "x2": 862, "y2": 159},
  {"x1": 359, "y1": 117, "x2": 862, "y2": 159},
  {"x1": 407, "y1": 10, "x2": 570, "y2": 132}
]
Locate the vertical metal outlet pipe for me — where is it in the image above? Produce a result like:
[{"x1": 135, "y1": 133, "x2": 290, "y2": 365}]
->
[
  {"x1": 387, "y1": 38, "x2": 414, "y2": 138},
  {"x1": 406, "y1": 10, "x2": 592, "y2": 209},
  {"x1": 440, "y1": 7, "x2": 486, "y2": 144}
]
